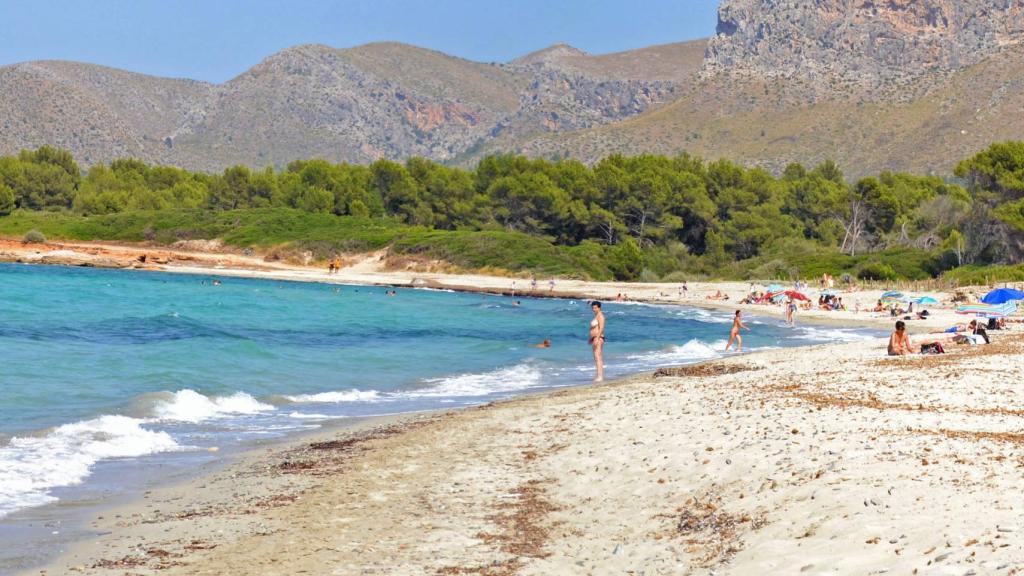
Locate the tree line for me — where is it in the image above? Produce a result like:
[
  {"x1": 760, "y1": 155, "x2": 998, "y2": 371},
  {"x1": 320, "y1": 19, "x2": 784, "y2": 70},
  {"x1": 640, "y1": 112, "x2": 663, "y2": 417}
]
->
[{"x1": 1, "y1": 143, "x2": 1023, "y2": 278}]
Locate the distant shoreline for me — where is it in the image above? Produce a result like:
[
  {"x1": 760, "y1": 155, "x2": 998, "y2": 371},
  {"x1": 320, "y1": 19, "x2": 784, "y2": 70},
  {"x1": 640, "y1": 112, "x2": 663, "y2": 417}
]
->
[{"x1": 0, "y1": 237, "x2": 967, "y2": 334}]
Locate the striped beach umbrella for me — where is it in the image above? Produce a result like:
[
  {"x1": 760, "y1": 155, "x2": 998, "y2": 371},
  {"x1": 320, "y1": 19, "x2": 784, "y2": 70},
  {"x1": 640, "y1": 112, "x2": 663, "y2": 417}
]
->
[{"x1": 956, "y1": 302, "x2": 1018, "y2": 318}]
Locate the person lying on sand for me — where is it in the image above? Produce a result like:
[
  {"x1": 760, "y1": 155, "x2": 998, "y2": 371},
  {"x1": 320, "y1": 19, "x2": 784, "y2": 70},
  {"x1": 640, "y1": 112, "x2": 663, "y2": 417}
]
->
[
  {"x1": 887, "y1": 321, "x2": 913, "y2": 356},
  {"x1": 706, "y1": 290, "x2": 726, "y2": 300}
]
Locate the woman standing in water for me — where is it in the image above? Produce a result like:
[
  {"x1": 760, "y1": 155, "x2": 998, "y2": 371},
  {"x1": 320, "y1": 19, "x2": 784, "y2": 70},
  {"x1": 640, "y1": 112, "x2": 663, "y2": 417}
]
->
[
  {"x1": 589, "y1": 301, "x2": 605, "y2": 382},
  {"x1": 725, "y1": 310, "x2": 750, "y2": 352}
]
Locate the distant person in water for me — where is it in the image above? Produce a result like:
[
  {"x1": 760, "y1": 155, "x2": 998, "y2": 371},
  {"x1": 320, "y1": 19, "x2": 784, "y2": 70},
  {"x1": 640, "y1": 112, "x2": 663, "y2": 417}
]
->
[
  {"x1": 724, "y1": 310, "x2": 749, "y2": 352},
  {"x1": 532, "y1": 339, "x2": 551, "y2": 348},
  {"x1": 888, "y1": 320, "x2": 913, "y2": 355},
  {"x1": 589, "y1": 301, "x2": 605, "y2": 382},
  {"x1": 212, "y1": 279, "x2": 221, "y2": 286}
]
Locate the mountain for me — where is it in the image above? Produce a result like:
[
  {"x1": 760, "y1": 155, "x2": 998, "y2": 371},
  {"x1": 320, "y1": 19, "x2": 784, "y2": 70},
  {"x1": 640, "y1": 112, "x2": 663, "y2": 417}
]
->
[
  {"x1": 0, "y1": 40, "x2": 703, "y2": 172},
  {"x1": 481, "y1": 1, "x2": 1024, "y2": 177},
  {"x1": 3, "y1": 0, "x2": 1024, "y2": 177}
]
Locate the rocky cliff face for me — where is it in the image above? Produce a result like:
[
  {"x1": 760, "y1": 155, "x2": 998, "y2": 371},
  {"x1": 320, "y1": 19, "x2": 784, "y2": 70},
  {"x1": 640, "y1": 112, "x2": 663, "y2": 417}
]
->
[
  {"x1": 704, "y1": 0, "x2": 1024, "y2": 95},
  {"x1": 0, "y1": 41, "x2": 699, "y2": 171}
]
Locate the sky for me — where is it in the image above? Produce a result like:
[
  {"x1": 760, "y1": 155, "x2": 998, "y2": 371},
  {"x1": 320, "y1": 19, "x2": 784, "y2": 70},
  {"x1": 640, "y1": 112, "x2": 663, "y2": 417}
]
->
[{"x1": 0, "y1": 0, "x2": 720, "y2": 83}]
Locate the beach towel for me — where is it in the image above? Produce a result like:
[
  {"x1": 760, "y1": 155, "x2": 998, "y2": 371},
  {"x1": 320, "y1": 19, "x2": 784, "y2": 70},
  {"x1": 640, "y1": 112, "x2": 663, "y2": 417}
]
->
[{"x1": 920, "y1": 342, "x2": 944, "y2": 355}]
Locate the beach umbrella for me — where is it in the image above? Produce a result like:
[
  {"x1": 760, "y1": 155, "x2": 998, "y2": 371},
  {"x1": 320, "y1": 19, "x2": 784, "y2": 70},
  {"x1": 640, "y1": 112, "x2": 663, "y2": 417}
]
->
[
  {"x1": 913, "y1": 296, "x2": 939, "y2": 305},
  {"x1": 981, "y1": 288, "x2": 1024, "y2": 305},
  {"x1": 880, "y1": 290, "x2": 906, "y2": 300},
  {"x1": 821, "y1": 289, "x2": 839, "y2": 296},
  {"x1": 765, "y1": 284, "x2": 784, "y2": 293},
  {"x1": 956, "y1": 302, "x2": 1018, "y2": 318},
  {"x1": 784, "y1": 290, "x2": 809, "y2": 301}
]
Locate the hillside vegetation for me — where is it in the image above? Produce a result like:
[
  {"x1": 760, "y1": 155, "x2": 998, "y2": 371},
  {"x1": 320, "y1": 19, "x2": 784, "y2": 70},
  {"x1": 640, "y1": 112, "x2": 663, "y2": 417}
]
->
[{"x1": 1, "y1": 144, "x2": 1023, "y2": 282}]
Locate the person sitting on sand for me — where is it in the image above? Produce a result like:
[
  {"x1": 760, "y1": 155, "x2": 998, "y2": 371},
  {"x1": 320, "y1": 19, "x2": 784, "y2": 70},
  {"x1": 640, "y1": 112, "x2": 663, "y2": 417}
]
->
[
  {"x1": 707, "y1": 290, "x2": 725, "y2": 300},
  {"x1": 724, "y1": 310, "x2": 750, "y2": 352},
  {"x1": 532, "y1": 339, "x2": 552, "y2": 349},
  {"x1": 887, "y1": 320, "x2": 913, "y2": 356},
  {"x1": 968, "y1": 320, "x2": 990, "y2": 344},
  {"x1": 873, "y1": 300, "x2": 885, "y2": 313}
]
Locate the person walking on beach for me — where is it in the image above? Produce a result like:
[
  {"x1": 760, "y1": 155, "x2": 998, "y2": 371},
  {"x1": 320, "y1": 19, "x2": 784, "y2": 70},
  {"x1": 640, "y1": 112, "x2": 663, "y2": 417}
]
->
[
  {"x1": 589, "y1": 301, "x2": 605, "y2": 382},
  {"x1": 785, "y1": 298, "x2": 797, "y2": 326},
  {"x1": 724, "y1": 310, "x2": 750, "y2": 352}
]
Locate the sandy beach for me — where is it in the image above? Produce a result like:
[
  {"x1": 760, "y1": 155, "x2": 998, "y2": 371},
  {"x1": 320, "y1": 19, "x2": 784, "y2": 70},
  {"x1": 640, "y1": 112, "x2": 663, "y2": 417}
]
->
[
  {"x1": 6, "y1": 239, "x2": 1024, "y2": 575},
  {"x1": 31, "y1": 332, "x2": 1024, "y2": 575}
]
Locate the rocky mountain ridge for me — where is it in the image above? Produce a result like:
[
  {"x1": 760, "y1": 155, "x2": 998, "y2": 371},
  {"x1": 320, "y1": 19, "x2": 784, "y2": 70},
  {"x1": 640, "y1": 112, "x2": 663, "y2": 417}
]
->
[
  {"x1": 3, "y1": 0, "x2": 1024, "y2": 177},
  {"x1": 0, "y1": 40, "x2": 703, "y2": 171}
]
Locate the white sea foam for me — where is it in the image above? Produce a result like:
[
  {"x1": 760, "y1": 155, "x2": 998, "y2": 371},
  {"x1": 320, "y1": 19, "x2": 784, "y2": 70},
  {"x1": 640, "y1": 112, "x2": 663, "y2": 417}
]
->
[
  {"x1": 406, "y1": 363, "x2": 544, "y2": 397},
  {"x1": 284, "y1": 389, "x2": 381, "y2": 403},
  {"x1": 673, "y1": 308, "x2": 731, "y2": 324},
  {"x1": 152, "y1": 390, "x2": 275, "y2": 423},
  {"x1": 625, "y1": 339, "x2": 727, "y2": 365},
  {"x1": 286, "y1": 412, "x2": 331, "y2": 420},
  {"x1": 0, "y1": 415, "x2": 180, "y2": 519}
]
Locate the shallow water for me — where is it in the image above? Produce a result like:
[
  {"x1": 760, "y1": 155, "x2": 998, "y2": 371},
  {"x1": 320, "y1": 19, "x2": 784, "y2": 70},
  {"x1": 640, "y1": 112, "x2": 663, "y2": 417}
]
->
[{"x1": 0, "y1": 263, "x2": 877, "y2": 523}]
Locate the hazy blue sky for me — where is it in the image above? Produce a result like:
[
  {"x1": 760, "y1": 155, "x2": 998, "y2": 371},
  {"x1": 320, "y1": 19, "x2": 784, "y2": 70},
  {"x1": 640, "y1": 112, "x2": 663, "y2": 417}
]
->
[{"x1": 0, "y1": 0, "x2": 719, "y2": 82}]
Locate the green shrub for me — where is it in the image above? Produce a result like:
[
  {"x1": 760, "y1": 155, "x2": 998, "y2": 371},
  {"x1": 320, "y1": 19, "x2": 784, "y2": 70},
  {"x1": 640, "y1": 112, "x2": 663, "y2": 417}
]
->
[
  {"x1": 0, "y1": 184, "x2": 14, "y2": 216},
  {"x1": 943, "y1": 264, "x2": 1024, "y2": 285},
  {"x1": 22, "y1": 229, "x2": 46, "y2": 243},
  {"x1": 856, "y1": 261, "x2": 897, "y2": 281}
]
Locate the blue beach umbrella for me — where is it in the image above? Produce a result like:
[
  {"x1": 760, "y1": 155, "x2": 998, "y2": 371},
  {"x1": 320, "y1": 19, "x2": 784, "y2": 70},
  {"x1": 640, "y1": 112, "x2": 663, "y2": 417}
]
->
[
  {"x1": 765, "y1": 284, "x2": 784, "y2": 293},
  {"x1": 913, "y1": 296, "x2": 939, "y2": 305},
  {"x1": 981, "y1": 288, "x2": 1024, "y2": 305}
]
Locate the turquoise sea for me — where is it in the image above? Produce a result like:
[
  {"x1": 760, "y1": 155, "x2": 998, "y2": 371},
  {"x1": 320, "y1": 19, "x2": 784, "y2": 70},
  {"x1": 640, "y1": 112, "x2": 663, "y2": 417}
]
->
[{"x1": 0, "y1": 263, "x2": 876, "y2": 534}]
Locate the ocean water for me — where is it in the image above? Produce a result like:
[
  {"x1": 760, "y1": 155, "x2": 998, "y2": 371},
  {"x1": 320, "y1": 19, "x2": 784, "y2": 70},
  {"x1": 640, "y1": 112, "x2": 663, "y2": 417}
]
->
[{"x1": 0, "y1": 263, "x2": 877, "y2": 522}]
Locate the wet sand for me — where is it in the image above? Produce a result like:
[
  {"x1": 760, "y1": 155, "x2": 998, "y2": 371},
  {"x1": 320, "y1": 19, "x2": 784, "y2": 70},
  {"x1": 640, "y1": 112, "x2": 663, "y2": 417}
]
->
[{"x1": 31, "y1": 332, "x2": 1024, "y2": 575}]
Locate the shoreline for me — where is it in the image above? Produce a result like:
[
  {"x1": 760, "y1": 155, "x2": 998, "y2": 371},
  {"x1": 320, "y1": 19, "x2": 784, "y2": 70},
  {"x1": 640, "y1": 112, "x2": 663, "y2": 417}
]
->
[
  {"x1": 27, "y1": 332, "x2": 1024, "y2": 575},
  {"x1": 0, "y1": 237, "x2": 975, "y2": 333},
  {"x1": 6, "y1": 239, "x2": 1019, "y2": 574}
]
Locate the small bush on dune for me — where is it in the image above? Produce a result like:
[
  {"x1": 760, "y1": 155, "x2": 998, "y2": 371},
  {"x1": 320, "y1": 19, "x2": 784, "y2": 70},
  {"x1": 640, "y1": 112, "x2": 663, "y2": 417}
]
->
[{"x1": 22, "y1": 229, "x2": 46, "y2": 244}]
